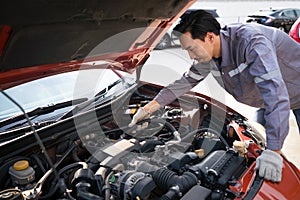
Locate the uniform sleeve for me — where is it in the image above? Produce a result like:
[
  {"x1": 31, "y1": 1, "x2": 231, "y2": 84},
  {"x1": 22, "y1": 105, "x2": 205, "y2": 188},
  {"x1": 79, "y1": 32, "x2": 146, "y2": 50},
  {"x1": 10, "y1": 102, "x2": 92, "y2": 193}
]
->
[
  {"x1": 154, "y1": 61, "x2": 215, "y2": 107},
  {"x1": 246, "y1": 35, "x2": 290, "y2": 150}
]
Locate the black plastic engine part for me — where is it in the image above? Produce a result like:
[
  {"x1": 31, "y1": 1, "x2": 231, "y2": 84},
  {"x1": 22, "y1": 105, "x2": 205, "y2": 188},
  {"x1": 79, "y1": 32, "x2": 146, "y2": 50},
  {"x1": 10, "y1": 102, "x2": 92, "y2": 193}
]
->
[
  {"x1": 110, "y1": 171, "x2": 156, "y2": 200},
  {"x1": 160, "y1": 186, "x2": 180, "y2": 200},
  {"x1": 189, "y1": 150, "x2": 246, "y2": 187},
  {"x1": 168, "y1": 151, "x2": 192, "y2": 172},
  {"x1": 188, "y1": 150, "x2": 226, "y2": 180},
  {"x1": 71, "y1": 168, "x2": 101, "y2": 200},
  {"x1": 180, "y1": 185, "x2": 211, "y2": 200},
  {"x1": 131, "y1": 176, "x2": 156, "y2": 199},
  {"x1": 151, "y1": 168, "x2": 198, "y2": 196},
  {"x1": 207, "y1": 150, "x2": 246, "y2": 186}
]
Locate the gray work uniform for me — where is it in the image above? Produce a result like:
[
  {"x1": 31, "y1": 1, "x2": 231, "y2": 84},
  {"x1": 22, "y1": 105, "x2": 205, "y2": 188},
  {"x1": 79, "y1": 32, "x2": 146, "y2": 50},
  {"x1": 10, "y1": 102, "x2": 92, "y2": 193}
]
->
[{"x1": 154, "y1": 23, "x2": 300, "y2": 150}]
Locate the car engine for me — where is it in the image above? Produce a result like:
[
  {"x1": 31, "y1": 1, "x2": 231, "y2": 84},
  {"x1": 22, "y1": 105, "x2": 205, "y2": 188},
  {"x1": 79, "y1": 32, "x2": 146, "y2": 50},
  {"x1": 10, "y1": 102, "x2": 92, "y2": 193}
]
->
[{"x1": 0, "y1": 84, "x2": 265, "y2": 200}]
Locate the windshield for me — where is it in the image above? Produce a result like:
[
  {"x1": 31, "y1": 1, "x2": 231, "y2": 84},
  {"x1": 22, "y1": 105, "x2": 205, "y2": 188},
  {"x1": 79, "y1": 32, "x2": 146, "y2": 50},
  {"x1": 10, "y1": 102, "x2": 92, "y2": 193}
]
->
[{"x1": 0, "y1": 68, "x2": 136, "y2": 121}]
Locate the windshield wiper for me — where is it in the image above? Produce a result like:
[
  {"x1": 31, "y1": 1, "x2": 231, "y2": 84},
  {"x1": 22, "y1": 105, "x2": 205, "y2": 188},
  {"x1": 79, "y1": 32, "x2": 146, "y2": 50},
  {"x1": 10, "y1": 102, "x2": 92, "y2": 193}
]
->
[
  {"x1": 59, "y1": 79, "x2": 125, "y2": 119},
  {"x1": 0, "y1": 98, "x2": 88, "y2": 128},
  {"x1": 94, "y1": 79, "x2": 122, "y2": 97}
]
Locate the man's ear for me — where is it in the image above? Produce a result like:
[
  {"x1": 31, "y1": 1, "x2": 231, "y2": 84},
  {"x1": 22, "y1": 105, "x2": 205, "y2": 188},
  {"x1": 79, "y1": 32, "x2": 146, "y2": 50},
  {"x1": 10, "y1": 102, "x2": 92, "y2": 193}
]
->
[{"x1": 206, "y1": 32, "x2": 215, "y2": 42}]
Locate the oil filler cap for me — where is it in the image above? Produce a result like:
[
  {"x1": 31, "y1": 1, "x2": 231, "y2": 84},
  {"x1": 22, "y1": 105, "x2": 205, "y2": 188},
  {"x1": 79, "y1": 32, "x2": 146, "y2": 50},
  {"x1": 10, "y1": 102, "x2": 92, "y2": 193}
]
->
[{"x1": 13, "y1": 160, "x2": 29, "y2": 171}]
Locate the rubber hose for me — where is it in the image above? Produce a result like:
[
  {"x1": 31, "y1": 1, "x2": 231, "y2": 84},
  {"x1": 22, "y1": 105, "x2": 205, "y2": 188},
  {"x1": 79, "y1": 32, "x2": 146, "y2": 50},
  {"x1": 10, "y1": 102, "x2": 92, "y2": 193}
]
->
[{"x1": 152, "y1": 168, "x2": 198, "y2": 194}]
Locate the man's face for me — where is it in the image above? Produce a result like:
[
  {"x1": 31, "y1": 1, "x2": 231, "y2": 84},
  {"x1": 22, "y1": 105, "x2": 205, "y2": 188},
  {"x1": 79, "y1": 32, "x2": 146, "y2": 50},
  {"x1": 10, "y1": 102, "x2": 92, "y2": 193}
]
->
[{"x1": 179, "y1": 32, "x2": 214, "y2": 63}]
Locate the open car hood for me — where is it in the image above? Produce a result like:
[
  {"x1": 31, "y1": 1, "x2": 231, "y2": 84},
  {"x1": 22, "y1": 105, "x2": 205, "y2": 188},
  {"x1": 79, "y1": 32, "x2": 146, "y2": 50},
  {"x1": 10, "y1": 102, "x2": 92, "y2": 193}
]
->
[{"x1": 0, "y1": 0, "x2": 195, "y2": 89}]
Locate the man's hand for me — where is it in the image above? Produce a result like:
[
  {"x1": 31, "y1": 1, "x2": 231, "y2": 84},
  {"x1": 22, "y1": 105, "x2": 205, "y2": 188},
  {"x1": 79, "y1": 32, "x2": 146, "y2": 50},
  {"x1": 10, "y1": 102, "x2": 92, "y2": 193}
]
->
[
  {"x1": 128, "y1": 107, "x2": 151, "y2": 130},
  {"x1": 128, "y1": 100, "x2": 161, "y2": 130},
  {"x1": 254, "y1": 149, "x2": 283, "y2": 182}
]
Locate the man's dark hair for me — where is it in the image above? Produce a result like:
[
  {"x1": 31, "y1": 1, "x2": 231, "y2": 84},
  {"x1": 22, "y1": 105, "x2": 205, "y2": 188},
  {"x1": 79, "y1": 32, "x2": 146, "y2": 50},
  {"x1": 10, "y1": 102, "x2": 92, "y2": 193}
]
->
[{"x1": 173, "y1": 9, "x2": 221, "y2": 41}]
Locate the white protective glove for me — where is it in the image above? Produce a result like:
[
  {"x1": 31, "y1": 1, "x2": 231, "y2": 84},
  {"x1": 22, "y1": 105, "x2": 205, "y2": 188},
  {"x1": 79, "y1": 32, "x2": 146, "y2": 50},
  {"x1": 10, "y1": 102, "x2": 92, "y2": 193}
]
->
[
  {"x1": 128, "y1": 107, "x2": 151, "y2": 131},
  {"x1": 254, "y1": 149, "x2": 283, "y2": 182}
]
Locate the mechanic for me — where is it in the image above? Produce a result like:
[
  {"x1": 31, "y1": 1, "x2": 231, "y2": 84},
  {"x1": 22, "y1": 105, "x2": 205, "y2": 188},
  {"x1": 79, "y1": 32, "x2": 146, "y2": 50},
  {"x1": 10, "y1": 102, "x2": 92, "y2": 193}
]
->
[{"x1": 129, "y1": 10, "x2": 300, "y2": 182}]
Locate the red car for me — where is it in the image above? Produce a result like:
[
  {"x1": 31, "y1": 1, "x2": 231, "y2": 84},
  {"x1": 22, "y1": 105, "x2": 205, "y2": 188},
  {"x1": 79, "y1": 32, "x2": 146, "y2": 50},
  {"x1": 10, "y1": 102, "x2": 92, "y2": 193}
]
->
[
  {"x1": 0, "y1": 1, "x2": 299, "y2": 200},
  {"x1": 289, "y1": 17, "x2": 300, "y2": 43}
]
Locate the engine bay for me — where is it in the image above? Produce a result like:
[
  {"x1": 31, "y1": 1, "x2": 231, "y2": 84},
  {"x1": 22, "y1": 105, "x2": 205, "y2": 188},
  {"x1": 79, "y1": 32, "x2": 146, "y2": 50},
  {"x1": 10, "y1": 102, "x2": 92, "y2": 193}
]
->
[{"x1": 0, "y1": 84, "x2": 266, "y2": 200}]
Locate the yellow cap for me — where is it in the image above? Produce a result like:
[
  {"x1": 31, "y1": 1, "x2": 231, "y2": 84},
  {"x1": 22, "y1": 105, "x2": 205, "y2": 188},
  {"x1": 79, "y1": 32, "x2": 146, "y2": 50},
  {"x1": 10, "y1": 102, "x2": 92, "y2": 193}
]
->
[
  {"x1": 13, "y1": 160, "x2": 29, "y2": 171},
  {"x1": 195, "y1": 149, "x2": 205, "y2": 158}
]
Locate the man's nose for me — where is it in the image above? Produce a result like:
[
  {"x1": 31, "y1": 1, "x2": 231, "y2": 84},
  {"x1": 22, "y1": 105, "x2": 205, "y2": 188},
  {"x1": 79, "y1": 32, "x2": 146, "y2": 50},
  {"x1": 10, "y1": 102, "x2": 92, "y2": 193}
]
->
[{"x1": 188, "y1": 51, "x2": 195, "y2": 59}]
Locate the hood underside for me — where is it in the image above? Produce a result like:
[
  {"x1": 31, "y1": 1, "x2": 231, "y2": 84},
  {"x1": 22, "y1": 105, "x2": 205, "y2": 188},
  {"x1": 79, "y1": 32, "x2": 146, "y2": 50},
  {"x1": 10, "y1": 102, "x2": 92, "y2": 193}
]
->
[{"x1": 0, "y1": 0, "x2": 194, "y2": 89}]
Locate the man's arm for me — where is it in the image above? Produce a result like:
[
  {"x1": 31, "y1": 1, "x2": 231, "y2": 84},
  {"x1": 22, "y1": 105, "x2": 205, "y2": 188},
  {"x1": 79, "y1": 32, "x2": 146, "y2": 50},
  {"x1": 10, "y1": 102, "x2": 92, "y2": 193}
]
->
[
  {"x1": 129, "y1": 61, "x2": 214, "y2": 126},
  {"x1": 154, "y1": 61, "x2": 215, "y2": 107},
  {"x1": 245, "y1": 35, "x2": 289, "y2": 182},
  {"x1": 246, "y1": 39, "x2": 290, "y2": 151}
]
